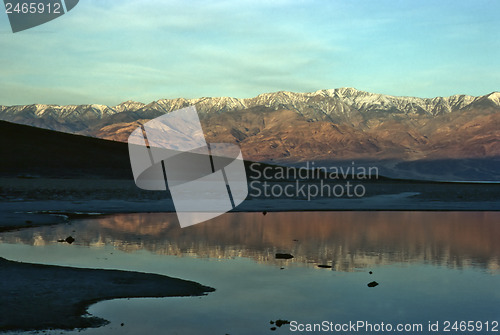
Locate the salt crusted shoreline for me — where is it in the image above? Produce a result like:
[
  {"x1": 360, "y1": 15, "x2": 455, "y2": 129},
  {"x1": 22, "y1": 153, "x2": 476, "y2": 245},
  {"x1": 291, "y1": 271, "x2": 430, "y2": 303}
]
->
[{"x1": 0, "y1": 257, "x2": 214, "y2": 332}]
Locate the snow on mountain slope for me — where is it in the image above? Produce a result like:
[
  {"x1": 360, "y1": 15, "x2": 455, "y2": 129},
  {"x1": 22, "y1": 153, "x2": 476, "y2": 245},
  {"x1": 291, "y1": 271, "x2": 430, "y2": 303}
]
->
[{"x1": 1, "y1": 88, "x2": 499, "y2": 164}]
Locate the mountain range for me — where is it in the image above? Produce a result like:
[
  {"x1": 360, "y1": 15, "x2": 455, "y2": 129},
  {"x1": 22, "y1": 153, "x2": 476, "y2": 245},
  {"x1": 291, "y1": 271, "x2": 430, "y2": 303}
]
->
[{"x1": 1, "y1": 88, "x2": 499, "y2": 180}]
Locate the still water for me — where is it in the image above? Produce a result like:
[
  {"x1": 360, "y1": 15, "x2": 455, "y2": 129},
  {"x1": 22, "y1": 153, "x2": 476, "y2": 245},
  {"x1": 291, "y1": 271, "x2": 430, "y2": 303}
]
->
[{"x1": 0, "y1": 212, "x2": 499, "y2": 334}]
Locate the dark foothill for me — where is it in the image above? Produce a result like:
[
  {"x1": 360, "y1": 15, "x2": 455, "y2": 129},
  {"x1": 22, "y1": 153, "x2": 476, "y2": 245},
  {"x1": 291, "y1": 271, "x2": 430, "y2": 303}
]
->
[
  {"x1": 367, "y1": 281, "x2": 379, "y2": 287},
  {"x1": 317, "y1": 265, "x2": 332, "y2": 269},
  {"x1": 275, "y1": 253, "x2": 293, "y2": 260}
]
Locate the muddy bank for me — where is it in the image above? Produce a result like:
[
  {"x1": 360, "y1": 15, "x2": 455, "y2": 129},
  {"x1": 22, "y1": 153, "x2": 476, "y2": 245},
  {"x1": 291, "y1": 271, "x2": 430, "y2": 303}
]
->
[{"x1": 0, "y1": 257, "x2": 214, "y2": 332}]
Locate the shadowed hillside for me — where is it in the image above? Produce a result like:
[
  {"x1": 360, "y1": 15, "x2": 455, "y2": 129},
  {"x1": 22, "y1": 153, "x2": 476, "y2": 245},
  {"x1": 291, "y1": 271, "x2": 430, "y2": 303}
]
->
[{"x1": 0, "y1": 120, "x2": 132, "y2": 179}]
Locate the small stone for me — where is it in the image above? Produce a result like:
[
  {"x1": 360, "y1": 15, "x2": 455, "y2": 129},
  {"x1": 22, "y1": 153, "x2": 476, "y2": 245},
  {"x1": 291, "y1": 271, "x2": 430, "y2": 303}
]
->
[
  {"x1": 275, "y1": 253, "x2": 293, "y2": 259},
  {"x1": 275, "y1": 320, "x2": 290, "y2": 327},
  {"x1": 367, "y1": 281, "x2": 379, "y2": 287}
]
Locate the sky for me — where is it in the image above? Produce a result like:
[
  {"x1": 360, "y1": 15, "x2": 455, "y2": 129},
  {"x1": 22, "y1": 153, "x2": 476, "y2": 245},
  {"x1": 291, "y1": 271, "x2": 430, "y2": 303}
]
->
[{"x1": 0, "y1": 0, "x2": 499, "y2": 106}]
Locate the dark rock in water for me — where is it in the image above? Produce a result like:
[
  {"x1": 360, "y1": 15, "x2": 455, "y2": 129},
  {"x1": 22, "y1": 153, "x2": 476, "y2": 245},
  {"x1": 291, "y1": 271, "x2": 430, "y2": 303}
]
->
[
  {"x1": 269, "y1": 319, "x2": 290, "y2": 330},
  {"x1": 121, "y1": 323, "x2": 124, "y2": 327},
  {"x1": 275, "y1": 253, "x2": 293, "y2": 260},
  {"x1": 280, "y1": 267, "x2": 284, "y2": 270},
  {"x1": 317, "y1": 265, "x2": 332, "y2": 269},
  {"x1": 275, "y1": 320, "x2": 290, "y2": 327},
  {"x1": 57, "y1": 236, "x2": 75, "y2": 244},
  {"x1": 367, "y1": 281, "x2": 379, "y2": 287},
  {"x1": 369, "y1": 271, "x2": 373, "y2": 274},
  {"x1": 262, "y1": 211, "x2": 267, "y2": 216}
]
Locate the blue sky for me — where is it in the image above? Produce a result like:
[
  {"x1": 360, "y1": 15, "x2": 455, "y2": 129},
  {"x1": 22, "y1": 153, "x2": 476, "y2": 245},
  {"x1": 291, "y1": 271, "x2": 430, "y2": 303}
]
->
[{"x1": 0, "y1": 0, "x2": 499, "y2": 105}]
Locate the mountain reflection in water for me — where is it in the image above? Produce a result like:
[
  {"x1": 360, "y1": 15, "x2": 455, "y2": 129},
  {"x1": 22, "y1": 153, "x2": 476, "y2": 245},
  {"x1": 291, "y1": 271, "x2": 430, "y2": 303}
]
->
[{"x1": 2, "y1": 211, "x2": 498, "y2": 272}]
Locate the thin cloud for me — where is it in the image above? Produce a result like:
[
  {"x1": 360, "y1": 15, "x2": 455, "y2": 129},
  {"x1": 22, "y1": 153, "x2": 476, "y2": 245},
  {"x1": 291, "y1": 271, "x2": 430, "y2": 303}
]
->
[{"x1": 0, "y1": 0, "x2": 498, "y2": 105}]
